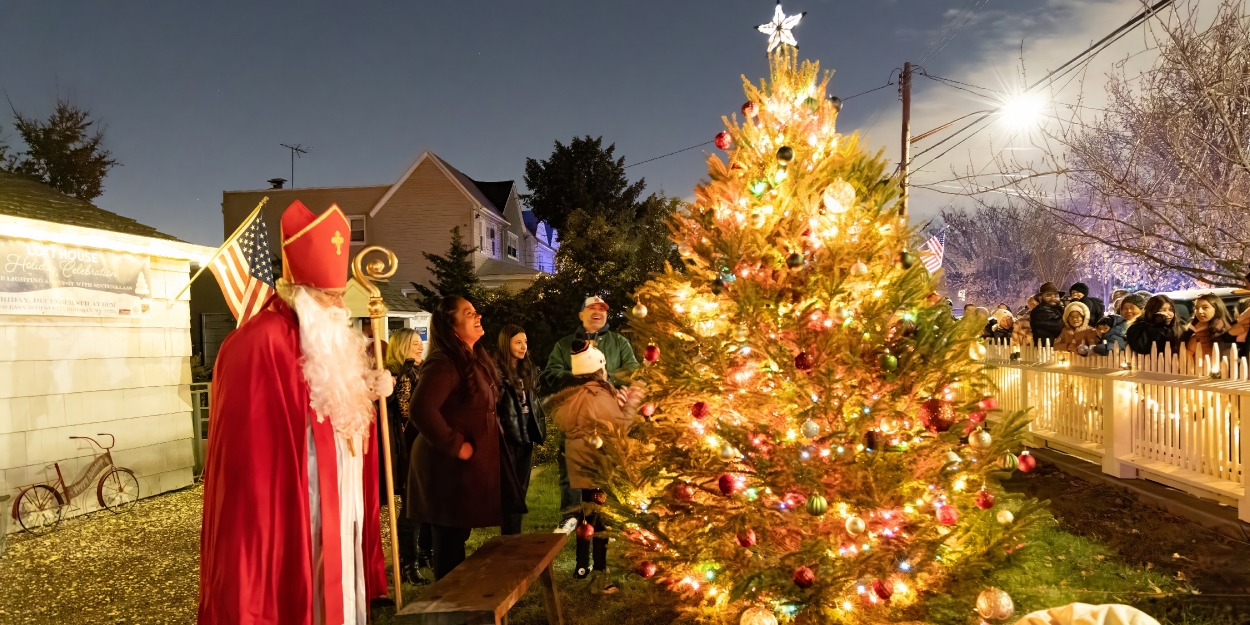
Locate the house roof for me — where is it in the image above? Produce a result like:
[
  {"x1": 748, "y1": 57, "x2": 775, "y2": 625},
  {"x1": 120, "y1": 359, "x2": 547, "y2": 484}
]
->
[
  {"x1": 376, "y1": 280, "x2": 423, "y2": 312},
  {"x1": 367, "y1": 151, "x2": 514, "y2": 222},
  {"x1": 471, "y1": 179, "x2": 514, "y2": 215},
  {"x1": 475, "y1": 258, "x2": 542, "y2": 278},
  {"x1": 0, "y1": 171, "x2": 181, "y2": 241},
  {"x1": 521, "y1": 209, "x2": 556, "y2": 247}
]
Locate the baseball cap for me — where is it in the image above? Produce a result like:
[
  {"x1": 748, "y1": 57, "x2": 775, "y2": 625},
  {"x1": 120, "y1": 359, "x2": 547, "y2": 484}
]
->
[{"x1": 581, "y1": 296, "x2": 609, "y2": 311}]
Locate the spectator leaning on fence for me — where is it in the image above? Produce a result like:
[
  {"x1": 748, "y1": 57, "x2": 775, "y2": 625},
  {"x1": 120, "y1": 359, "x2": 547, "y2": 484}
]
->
[
  {"x1": 1030, "y1": 283, "x2": 1065, "y2": 347},
  {"x1": 1091, "y1": 315, "x2": 1129, "y2": 356},
  {"x1": 1182, "y1": 293, "x2": 1235, "y2": 357},
  {"x1": 1117, "y1": 292, "x2": 1148, "y2": 327},
  {"x1": 1126, "y1": 294, "x2": 1185, "y2": 356},
  {"x1": 1055, "y1": 301, "x2": 1099, "y2": 354}
]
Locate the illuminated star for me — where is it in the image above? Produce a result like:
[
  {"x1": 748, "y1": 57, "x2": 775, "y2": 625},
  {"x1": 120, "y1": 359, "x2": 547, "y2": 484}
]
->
[{"x1": 756, "y1": 2, "x2": 805, "y2": 52}]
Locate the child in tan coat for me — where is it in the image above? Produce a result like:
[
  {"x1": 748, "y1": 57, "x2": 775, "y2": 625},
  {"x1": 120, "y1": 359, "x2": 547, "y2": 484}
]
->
[
  {"x1": 1054, "y1": 300, "x2": 1100, "y2": 355},
  {"x1": 546, "y1": 339, "x2": 645, "y2": 580}
]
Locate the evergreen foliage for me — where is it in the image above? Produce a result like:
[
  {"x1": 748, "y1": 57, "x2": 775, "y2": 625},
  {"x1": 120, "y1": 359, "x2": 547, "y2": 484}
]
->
[
  {"x1": 521, "y1": 135, "x2": 647, "y2": 233},
  {"x1": 595, "y1": 49, "x2": 1044, "y2": 624},
  {"x1": 5, "y1": 99, "x2": 120, "y2": 201},
  {"x1": 411, "y1": 226, "x2": 483, "y2": 312}
]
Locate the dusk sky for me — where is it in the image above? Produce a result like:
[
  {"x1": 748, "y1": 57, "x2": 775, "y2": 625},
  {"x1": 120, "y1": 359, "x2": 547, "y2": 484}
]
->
[{"x1": 1, "y1": 0, "x2": 1158, "y2": 246}]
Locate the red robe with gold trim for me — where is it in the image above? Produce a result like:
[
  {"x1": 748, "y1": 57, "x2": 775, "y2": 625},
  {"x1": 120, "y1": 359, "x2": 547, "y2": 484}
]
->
[{"x1": 199, "y1": 295, "x2": 386, "y2": 625}]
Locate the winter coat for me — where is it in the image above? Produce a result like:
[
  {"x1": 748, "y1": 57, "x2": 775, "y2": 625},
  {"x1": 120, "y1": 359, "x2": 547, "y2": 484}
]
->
[
  {"x1": 498, "y1": 378, "x2": 546, "y2": 446},
  {"x1": 1012, "y1": 315, "x2": 1033, "y2": 346},
  {"x1": 1091, "y1": 315, "x2": 1128, "y2": 356},
  {"x1": 541, "y1": 327, "x2": 640, "y2": 394},
  {"x1": 382, "y1": 358, "x2": 419, "y2": 492},
  {"x1": 1055, "y1": 327, "x2": 1100, "y2": 354},
  {"x1": 1181, "y1": 322, "x2": 1234, "y2": 358},
  {"x1": 1073, "y1": 296, "x2": 1105, "y2": 324},
  {"x1": 989, "y1": 325, "x2": 1013, "y2": 342},
  {"x1": 1030, "y1": 303, "x2": 1065, "y2": 346},
  {"x1": 1126, "y1": 321, "x2": 1179, "y2": 356},
  {"x1": 546, "y1": 380, "x2": 644, "y2": 489},
  {"x1": 406, "y1": 355, "x2": 509, "y2": 528}
]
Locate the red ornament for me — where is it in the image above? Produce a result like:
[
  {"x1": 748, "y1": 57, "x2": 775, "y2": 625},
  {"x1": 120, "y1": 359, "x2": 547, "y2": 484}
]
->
[
  {"x1": 641, "y1": 403, "x2": 657, "y2": 417},
  {"x1": 936, "y1": 504, "x2": 959, "y2": 525},
  {"x1": 715, "y1": 131, "x2": 733, "y2": 150},
  {"x1": 637, "y1": 561, "x2": 658, "y2": 578},
  {"x1": 978, "y1": 396, "x2": 1000, "y2": 411},
  {"x1": 782, "y1": 491, "x2": 807, "y2": 510},
  {"x1": 718, "y1": 473, "x2": 739, "y2": 496},
  {"x1": 644, "y1": 344, "x2": 661, "y2": 363},
  {"x1": 590, "y1": 490, "x2": 608, "y2": 504},
  {"x1": 872, "y1": 579, "x2": 894, "y2": 601},
  {"x1": 975, "y1": 489, "x2": 996, "y2": 510},
  {"x1": 672, "y1": 482, "x2": 695, "y2": 501},
  {"x1": 926, "y1": 292, "x2": 943, "y2": 305},
  {"x1": 736, "y1": 529, "x2": 757, "y2": 547},
  {"x1": 691, "y1": 401, "x2": 710, "y2": 420},
  {"x1": 576, "y1": 521, "x2": 595, "y2": 540},
  {"x1": 968, "y1": 411, "x2": 987, "y2": 424},
  {"x1": 1018, "y1": 452, "x2": 1037, "y2": 473},
  {"x1": 742, "y1": 101, "x2": 758, "y2": 117},
  {"x1": 794, "y1": 351, "x2": 814, "y2": 372},
  {"x1": 918, "y1": 398, "x2": 957, "y2": 433},
  {"x1": 792, "y1": 566, "x2": 815, "y2": 589}
]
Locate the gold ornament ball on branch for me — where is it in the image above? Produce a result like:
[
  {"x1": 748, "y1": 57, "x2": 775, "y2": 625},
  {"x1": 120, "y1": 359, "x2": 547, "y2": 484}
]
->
[
  {"x1": 740, "y1": 606, "x2": 778, "y2": 625},
  {"x1": 850, "y1": 260, "x2": 869, "y2": 276},
  {"x1": 975, "y1": 587, "x2": 1015, "y2": 622},
  {"x1": 844, "y1": 515, "x2": 866, "y2": 536},
  {"x1": 800, "y1": 419, "x2": 820, "y2": 438},
  {"x1": 996, "y1": 509, "x2": 1015, "y2": 525},
  {"x1": 588, "y1": 434, "x2": 604, "y2": 449},
  {"x1": 878, "y1": 415, "x2": 900, "y2": 434},
  {"x1": 968, "y1": 427, "x2": 993, "y2": 450},
  {"x1": 632, "y1": 302, "x2": 648, "y2": 318},
  {"x1": 733, "y1": 324, "x2": 750, "y2": 342},
  {"x1": 719, "y1": 442, "x2": 738, "y2": 461}
]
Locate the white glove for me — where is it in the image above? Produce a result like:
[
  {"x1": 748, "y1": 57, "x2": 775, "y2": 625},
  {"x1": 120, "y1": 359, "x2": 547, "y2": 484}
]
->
[{"x1": 364, "y1": 369, "x2": 394, "y2": 400}]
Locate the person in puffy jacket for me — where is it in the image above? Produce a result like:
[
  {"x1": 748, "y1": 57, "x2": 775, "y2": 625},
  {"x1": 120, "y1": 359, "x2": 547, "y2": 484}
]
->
[
  {"x1": 1054, "y1": 301, "x2": 1099, "y2": 354},
  {"x1": 494, "y1": 324, "x2": 546, "y2": 536},
  {"x1": 1030, "y1": 283, "x2": 1065, "y2": 346},
  {"x1": 1091, "y1": 315, "x2": 1129, "y2": 356},
  {"x1": 546, "y1": 340, "x2": 645, "y2": 580},
  {"x1": 1127, "y1": 294, "x2": 1185, "y2": 355}
]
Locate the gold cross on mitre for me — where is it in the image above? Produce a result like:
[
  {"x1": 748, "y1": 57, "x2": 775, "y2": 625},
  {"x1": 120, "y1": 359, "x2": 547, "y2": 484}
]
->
[{"x1": 332, "y1": 231, "x2": 344, "y2": 255}]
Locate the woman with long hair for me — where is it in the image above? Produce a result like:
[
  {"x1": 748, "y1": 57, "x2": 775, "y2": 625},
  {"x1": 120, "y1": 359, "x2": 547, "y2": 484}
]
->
[
  {"x1": 1127, "y1": 294, "x2": 1185, "y2": 356},
  {"x1": 382, "y1": 328, "x2": 429, "y2": 584},
  {"x1": 494, "y1": 324, "x2": 545, "y2": 535},
  {"x1": 1182, "y1": 293, "x2": 1235, "y2": 357},
  {"x1": 406, "y1": 296, "x2": 521, "y2": 579}
]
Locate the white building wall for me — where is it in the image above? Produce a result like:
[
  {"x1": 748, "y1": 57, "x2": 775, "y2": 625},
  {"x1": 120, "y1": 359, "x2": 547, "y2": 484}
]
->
[{"x1": 0, "y1": 217, "x2": 213, "y2": 532}]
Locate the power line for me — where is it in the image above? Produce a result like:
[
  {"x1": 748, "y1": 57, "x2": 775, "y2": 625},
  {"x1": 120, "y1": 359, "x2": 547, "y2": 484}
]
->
[
  {"x1": 920, "y1": 0, "x2": 994, "y2": 64},
  {"x1": 624, "y1": 141, "x2": 714, "y2": 169}
]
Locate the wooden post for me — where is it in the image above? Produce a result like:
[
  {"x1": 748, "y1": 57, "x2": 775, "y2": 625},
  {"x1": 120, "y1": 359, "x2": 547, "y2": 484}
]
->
[
  {"x1": 352, "y1": 246, "x2": 405, "y2": 608},
  {"x1": 1102, "y1": 350, "x2": 1138, "y2": 479},
  {"x1": 899, "y1": 61, "x2": 912, "y2": 220}
]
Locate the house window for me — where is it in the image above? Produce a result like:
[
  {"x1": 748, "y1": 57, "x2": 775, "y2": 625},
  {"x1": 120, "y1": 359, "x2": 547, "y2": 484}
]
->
[
  {"x1": 348, "y1": 216, "x2": 366, "y2": 244},
  {"x1": 507, "y1": 233, "x2": 519, "y2": 260},
  {"x1": 489, "y1": 227, "x2": 497, "y2": 257}
]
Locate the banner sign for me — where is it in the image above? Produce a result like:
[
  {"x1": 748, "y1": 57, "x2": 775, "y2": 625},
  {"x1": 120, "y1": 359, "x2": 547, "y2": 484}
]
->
[{"x1": 0, "y1": 236, "x2": 153, "y2": 317}]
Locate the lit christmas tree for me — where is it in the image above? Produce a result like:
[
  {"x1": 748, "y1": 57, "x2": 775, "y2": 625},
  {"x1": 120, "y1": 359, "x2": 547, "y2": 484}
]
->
[{"x1": 597, "y1": 6, "x2": 1043, "y2": 624}]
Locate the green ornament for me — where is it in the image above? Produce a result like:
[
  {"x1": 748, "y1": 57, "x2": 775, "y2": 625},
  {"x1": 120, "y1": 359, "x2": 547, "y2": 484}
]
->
[
  {"x1": 803, "y1": 96, "x2": 820, "y2": 111},
  {"x1": 749, "y1": 179, "x2": 768, "y2": 196},
  {"x1": 998, "y1": 452, "x2": 1019, "y2": 471},
  {"x1": 878, "y1": 353, "x2": 898, "y2": 372},
  {"x1": 806, "y1": 494, "x2": 828, "y2": 517}
]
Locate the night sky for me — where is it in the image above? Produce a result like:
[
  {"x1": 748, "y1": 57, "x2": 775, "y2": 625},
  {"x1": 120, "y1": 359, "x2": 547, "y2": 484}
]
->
[{"x1": 1, "y1": 0, "x2": 1153, "y2": 245}]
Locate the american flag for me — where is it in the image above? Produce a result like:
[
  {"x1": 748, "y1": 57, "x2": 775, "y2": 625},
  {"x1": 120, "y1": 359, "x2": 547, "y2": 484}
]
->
[
  {"x1": 920, "y1": 230, "x2": 946, "y2": 273},
  {"x1": 208, "y1": 210, "x2": 275, "y2": 327}
]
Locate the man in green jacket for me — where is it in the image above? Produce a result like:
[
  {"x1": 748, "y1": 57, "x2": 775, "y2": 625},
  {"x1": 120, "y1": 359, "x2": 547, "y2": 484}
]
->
[{"x1": 541, "y1": 295, "x2": 640, "y2": 531}]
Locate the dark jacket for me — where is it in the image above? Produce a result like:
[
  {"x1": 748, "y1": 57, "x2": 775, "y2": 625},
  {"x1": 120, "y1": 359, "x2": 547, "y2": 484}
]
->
[
  {"x1": 381, "y1": 359, "x2": 419, "y2": 492},
  {"x1": 1074, "y1": 296, "x2": 1105, "y2": 324},
  {"x1": 406, "y1": 355, "x2": 506, "y2": 527},
  {"x1": 541, "y1": 326, "x2": 639, "y2": 395},
  {"x1": 1126, "y1": 321, "x2": 1179, "y2": 356},
  {"x1": 1030, "y1": 302, "x2": 1065, "y2": 346},
  {"x1": 1091, "y1": 315, "x2": 1128, "y2": 356},
  {"x1": 498, "y1": 378, "x2": 546, "y2": 446}
]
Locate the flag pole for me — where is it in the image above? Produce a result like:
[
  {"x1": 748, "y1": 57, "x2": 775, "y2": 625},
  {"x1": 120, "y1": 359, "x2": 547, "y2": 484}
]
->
[
  {"x1": 351, "y1": 245, "x2": 404, "y2": 609},
  {"x1": 174, "y1": 196, "x2": 269, "y2": 301}
]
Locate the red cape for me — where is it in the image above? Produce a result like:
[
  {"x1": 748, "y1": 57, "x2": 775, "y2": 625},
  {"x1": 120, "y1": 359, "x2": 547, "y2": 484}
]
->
[{"x1": 199, "y1": 296, "x2": 386, "y2": 625}]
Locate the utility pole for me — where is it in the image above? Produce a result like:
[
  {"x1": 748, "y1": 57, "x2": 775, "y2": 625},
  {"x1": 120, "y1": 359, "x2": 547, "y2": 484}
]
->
[
  {"x1": 280, "y1": 144, "x2": 310, "y2": 188},
  {"x1": 899, "y1": 61, "x2": 912, "y2": 220}
]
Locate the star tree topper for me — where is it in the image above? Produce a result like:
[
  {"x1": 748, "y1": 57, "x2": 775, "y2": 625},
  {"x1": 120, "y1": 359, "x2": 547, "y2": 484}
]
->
[{"x1": 757, "y1": 2, "x2": 805, "y2": 52}]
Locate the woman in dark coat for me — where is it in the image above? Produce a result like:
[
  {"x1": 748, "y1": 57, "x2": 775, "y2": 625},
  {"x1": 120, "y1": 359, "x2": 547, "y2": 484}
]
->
[
  {"x1": 1127, "y1": 294, "x2": 1185, "y2": 356},
  {"x1": 384, "y1": 328, "x2": 428, "y2": 584},
  {"x1": 494, "y1": 324, "x2": 546, "y2": 535},
  {"x1": 407, "y1": 295, "x2": 522, "y2": 579}
]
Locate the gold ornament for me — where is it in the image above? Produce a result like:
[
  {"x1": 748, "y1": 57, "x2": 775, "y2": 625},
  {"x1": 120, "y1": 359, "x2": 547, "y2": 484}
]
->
[
  {"x1": 996, "y1": 509, "x2": 1015, "y2": 525},
  {"x1": 740, "y1": 606, "x2": 779, "y2": 625},
  {"x1": 969, "y1": 342, "x2": 987, "y2": 361},
  {"x1": 588, "y1": 434, "x2": 604, "y2": 449},
  {"x1": 878, "y1": 415, "x2": 900, "y2": 434},
  {"x1": 975, "y1": 587, "x2": 1015, "y2": 622},
  {"x1": 719, "y1": 442, "x2": 738, "y2": 461},
  {"x1": 850, "y1": 260, "x2": 870, "y2": 276},
  {"x1": 968, "y1": 427, "x2": 993, "y2": 450},
  {"x1": 632, "y1": 302, "x2": 648, "y2": 318},
  {"x1": 822, "y1": 178, "x2": 855, "y2": 214},
  {"x1": 733, "y1": 324, "x2": 750, "y2": 342},
  {"x1": 844, "y1": 515, "x2": 866, "y2": 535}
]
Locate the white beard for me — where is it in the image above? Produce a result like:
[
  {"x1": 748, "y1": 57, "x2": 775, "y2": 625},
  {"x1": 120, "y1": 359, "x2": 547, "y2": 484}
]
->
[{"x1": 283, "y1": 283, "x2": 375, "y2": 442}]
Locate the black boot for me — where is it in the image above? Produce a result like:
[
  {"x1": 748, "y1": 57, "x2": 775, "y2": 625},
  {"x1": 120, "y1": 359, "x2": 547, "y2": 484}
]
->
[
  {"x1": 592, "y1": 536, "x2": 609, "y2": 573},
  {"x1": 575, "y1": 536, "x2": 591, "y2": 579}
]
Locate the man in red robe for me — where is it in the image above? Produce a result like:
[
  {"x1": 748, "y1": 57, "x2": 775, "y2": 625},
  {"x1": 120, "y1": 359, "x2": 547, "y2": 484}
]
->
[{"x1": 199, "y1": 201, "x2": 392, "y2": 625}]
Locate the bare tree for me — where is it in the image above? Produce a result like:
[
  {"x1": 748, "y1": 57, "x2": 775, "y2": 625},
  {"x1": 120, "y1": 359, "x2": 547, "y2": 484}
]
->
[{"x1": 956, "y1": 0, "x2": 1250, "y2": 287}]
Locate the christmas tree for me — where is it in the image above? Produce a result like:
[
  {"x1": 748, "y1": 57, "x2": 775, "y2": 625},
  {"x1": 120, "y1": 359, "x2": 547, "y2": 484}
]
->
[{"x1": 596, "y1": 8, "x2": 1043, "y2": 624}]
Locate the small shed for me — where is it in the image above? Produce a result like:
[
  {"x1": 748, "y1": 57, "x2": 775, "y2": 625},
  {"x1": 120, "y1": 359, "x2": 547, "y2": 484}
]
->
[
  {"x1": 344, "y1": 278, "x2": 430, "y2": 343},
  {"x1": 0, "y1": 172, "x2": 214, "y2": 531}
]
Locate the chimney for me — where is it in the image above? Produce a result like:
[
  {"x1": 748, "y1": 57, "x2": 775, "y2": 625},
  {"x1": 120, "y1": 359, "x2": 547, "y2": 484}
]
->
[{"x1": 268, "y1": 178, "x2": 287, "y2": 189}]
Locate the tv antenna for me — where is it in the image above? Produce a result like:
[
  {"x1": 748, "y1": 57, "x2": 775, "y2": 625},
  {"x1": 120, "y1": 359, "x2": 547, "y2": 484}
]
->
[{"x1": 280, "y1": 143, "x2": 311, "y2": 188}]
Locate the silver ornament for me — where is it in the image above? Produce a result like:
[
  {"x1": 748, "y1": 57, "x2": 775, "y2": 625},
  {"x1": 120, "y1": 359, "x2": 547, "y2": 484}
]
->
[
  {"x1": 975, "y1": 587, "x2": 1015, "y2": 622},
  {"x1": 740, "y1": 606, "x2": 779, "y2": 625},
  {"x1": 719, "y1": 442, "x2": 738, "y2": 461},
  {"x1": 945, "y1": 450, "x2": 962, "y2": 465},
  {"x1": 996, "y1": 509, "x2": 1015, "y2": 525},
  {"x1": 844, "y1": 515, "x2": 866, "y2": 536},
  {"x1": 800, "y1": 419, "x2": 820, "y2": 439}
]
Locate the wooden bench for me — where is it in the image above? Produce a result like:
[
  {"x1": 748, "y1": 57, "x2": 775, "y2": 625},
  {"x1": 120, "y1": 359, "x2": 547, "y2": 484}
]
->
[{"x1": 394, "y1": 533, "x2": 568, "y2": 625}]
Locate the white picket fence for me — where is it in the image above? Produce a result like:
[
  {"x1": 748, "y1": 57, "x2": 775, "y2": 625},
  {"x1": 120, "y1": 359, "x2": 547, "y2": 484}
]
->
[{"x1": 986, "y1": 339, "x2": 1250, "y2": 522}]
